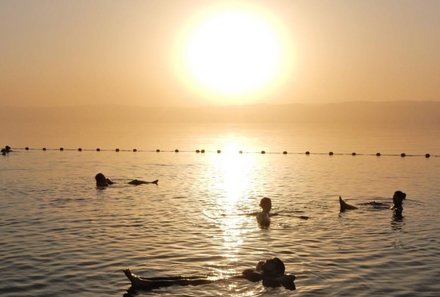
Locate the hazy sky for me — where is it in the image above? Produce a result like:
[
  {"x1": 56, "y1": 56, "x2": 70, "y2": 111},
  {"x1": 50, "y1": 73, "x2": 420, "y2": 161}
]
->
[{"x1": 1, "y1": 0, "x2": 439, "y2": 107}]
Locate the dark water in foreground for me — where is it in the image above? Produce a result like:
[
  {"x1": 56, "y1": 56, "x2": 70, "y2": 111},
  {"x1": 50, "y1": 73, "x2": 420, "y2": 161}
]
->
[{"x1": 1, "y1": 125, "x2": 440, "y2": 296}]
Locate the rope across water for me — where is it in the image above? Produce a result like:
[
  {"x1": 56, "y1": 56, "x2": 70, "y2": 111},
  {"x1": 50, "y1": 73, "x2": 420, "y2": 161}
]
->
[{"x1": 6, "y1": 146, "x2": 437, "y2": 158}]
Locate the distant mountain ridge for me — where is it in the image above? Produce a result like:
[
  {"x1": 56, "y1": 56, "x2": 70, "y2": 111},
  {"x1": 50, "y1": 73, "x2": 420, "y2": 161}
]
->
[{"x1": 2, "y1": 101, "x2": 440, "y2": 126}]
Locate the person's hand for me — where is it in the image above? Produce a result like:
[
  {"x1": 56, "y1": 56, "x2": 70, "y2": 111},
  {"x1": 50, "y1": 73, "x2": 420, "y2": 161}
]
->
[
  {"x1": 280, "y1": 274, "x2": 296, "y2": 290},
  {"x1": 256, "y1": 261, "x2": 265, "y2": 271},
  {"x1": 242, "y1": 269, "x2": 262, "y2": 282}
]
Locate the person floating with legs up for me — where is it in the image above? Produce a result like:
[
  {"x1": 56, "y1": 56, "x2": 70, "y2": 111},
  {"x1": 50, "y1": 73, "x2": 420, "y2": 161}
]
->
[
  {"x1": 95, "y1": 173, "x2": 158, "y2": 188},
  {"x1": 339, "y1": 191, "x2": 406, "y2": 215},
  {"x1": 123, "y1": 257, "x2": 296, "y2": 292}
]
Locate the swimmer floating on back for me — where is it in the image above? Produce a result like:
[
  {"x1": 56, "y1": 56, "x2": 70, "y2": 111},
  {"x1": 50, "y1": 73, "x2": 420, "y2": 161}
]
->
[
  {"x1": 1, "y1": 145, "x2": 12, "y2": 155},
  {"x1": 123, "y1": 257, "x2": 296, "y2": 292},
  {"x1": 95, "y1": 173, "x2": 158, "y2": 188},
  {"x1": 339, "y1": 191, "x2": 406, "y2": 216}
]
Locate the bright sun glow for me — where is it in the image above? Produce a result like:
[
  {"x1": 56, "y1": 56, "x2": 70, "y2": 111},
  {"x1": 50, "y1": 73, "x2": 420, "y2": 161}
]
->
[{"x1": 182, "y1": 9, "x2": 284, "y2": 101}]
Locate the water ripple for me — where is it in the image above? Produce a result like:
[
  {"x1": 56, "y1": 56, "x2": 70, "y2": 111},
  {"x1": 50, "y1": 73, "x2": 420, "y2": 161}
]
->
[{"x1": 1, "y1": 152, "x2": 440, "y2": 296}]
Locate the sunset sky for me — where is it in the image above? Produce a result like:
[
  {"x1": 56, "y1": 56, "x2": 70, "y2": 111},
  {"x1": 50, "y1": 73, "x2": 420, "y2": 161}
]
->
[{"x1": 1, "y1": 0, "x2": 439, "y2": 107}]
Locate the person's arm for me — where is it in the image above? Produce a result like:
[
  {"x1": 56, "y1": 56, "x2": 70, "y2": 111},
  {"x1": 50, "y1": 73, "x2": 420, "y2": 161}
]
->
[
  {"x1": 241, "y1": 269, "x2": 263, "y2": 282},
  {"x1": 261, "y1": 274, "x2": 296, "y2": 289},
  {"x1": 279, "y1": 274, "x2": 296, "y2": 290}
]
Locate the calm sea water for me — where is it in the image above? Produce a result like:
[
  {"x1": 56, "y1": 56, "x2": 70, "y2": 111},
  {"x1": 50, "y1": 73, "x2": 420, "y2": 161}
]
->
[{"x1": 1, "y1": 124, "x2": 440, "y2": 297}]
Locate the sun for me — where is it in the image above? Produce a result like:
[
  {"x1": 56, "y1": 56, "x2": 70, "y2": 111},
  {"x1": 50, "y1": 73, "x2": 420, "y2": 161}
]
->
[{"x1": 179, "y1": 8, "x2": 285, "y2": 103}]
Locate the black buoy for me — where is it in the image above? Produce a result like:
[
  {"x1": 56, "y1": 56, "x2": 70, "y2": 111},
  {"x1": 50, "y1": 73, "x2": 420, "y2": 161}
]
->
[
  {"x1": 96, "y1": 148, "x2": 101, "y2": 152},
  {"x1": 425, "y1": 153, "x2": 430, "y2": 158},
  {"x1": 329, "y1": 151, "x2": 334, "y2": 156},
  {"x1": 352, "y1": 152, "x2": 356, "y2": 156},
  {"x1": 60, "y1": 147, "x2": 64, "y2": 151},
  {"x1": 25, "y1": 147, "x2": 29, "y2": 150},
  {"x1": 78, "y1": 148, "x2": 82, "y2": 152},
  {"x1": 115, "y1": 148, "x2": 119, "y2": 152},
  {"x1": 400, "y1": 153, "x2": 406, "y2": 157},
  {"x1": 201, "y1": 149, "x2": 205, "y2": 153},
  {"x1": 239, "y1": 150, "x2": 243, "y2": 154},
  {"x1": 261, "y1": 150, "x2": 266, "y2": 154},
  {"x1": 196, "y1": 150, "x2": 200, "y2": 153},
  {"x1": 174, "y1": 149, "x2": 179, "y2": 153},
  {"x1": 283, "y1": 151, "x2": 288, "y2": 154},
  {"x1": 133, "y1": 149, "x2": 137, "y2": 152},
  {"x1": 156, "y1": 149, "x2": 160, "y2": 152},
  {"x1": 305, "y1": 151, "x2": 310, "y2": 155},
  {"x1": 42, "y1": 147, "x2": 46, "y2": 151},
  {"x1": 376, "y1": 152, "x2": 381, "y2": 156},
  {"x1": 217, "y1": 150, "x2": 221, "y2": 154}
]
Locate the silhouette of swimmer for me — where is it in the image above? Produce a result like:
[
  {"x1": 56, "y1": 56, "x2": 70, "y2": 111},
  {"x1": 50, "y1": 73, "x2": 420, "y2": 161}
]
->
[
  {"x1": 339, "y1": 191, "x2": 406, "y2": 214},
  {"x1": 250, "y1": 197, "x2": 308, "y2": 227},
  {"x1": 252, "y1": 197, "x2": 308, "y2": 227},
  {"x1": 390, "y1": 190, "x2": 406, "y2": 217},
  {"x1": 123, "y1": 258, "x2": 295, "y2": 292},
  {"x1": 95, "y1": 173, "x2": 158, "y2": 187},
  {"x1": 256, "y1": 197, "x2": 272, "y2": 227},
  {"x1": 1, "y1": 145, "x2": 12, "y2": 155}
]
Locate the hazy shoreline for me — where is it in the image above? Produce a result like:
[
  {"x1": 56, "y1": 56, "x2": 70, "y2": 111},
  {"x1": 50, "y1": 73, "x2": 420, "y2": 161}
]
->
[{"x1": 2, "y1": 101, "x2": 440, "y2": 126}]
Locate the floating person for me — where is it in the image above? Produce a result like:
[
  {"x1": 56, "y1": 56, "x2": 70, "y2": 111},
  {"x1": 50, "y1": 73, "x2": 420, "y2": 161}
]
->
[
  {"x1": 339, "y1": 191, "x2": 406, "y2": 215},
  {"x1": 123, "y1": 257, "x2": 296, "y2": 293},
  {"x1": 95, "y1": 173, "x2": 158, "y2": 188},
  {"x1": 95, "y1": 173, "x2": 114, "y2": 187},
  {"x1": 339, "y1": 196, "x2": 392, "y2": 212},
  {"x1": 1, "y1": 145, "x2": 12, "y2": 155}
]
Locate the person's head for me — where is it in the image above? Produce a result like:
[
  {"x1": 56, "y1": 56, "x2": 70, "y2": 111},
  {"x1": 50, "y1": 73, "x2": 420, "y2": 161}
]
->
[
  {"x1": 393, "y1": 191, "x2": 406, "y2": 201},
  {"x1": 95, "y1": 173, "x2": 108, "y2": 187},
  {"x1": 392, "y1": 191, "x2": 406, "y2": 206},
  {"x1": 259, "y1": 197, "x2": 272, "y2": 213},
  {"x1": 260, "y1": 257, "x2": 285, "y2": 277}
]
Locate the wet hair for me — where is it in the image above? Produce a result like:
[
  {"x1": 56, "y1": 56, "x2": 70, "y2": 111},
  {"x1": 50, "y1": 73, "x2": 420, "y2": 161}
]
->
[
  {"x1": 394, "y1": 191, "x2": 406, "y2": 200},
  {"x1": 259, "y1": 197, "x2": 272, "y2": 211},
  {"x1": 95, "y1": 173, "x2": 107, "y2": 187},
  {"x1": 392, "y1": 191, "x2": 406, "y2": 211},
  {"x1": 262, "y1": 257, "x2": 285, "y2": 276}
]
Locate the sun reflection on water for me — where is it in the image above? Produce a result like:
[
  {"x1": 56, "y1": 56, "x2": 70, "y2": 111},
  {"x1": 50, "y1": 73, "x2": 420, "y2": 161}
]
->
[{"x1": 207, "y1": 139, "x2": 258, "y2": 261}]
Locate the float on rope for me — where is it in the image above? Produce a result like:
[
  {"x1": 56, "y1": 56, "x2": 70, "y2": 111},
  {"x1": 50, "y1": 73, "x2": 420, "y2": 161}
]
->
[{"x1": 4, "y1": 146, "x2": 437, "y2": 158}]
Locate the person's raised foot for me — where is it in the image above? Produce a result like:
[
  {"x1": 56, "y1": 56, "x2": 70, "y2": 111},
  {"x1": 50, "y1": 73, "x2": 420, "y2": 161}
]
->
[{"x1": 123, "y1": 269, "x2": 134, "y2": 281}]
